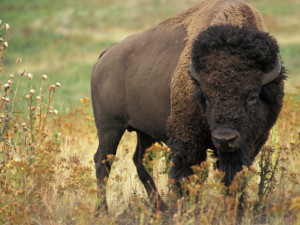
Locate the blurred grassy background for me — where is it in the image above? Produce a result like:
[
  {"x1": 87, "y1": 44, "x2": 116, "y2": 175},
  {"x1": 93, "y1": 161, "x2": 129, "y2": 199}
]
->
[{"x1": 1, "y1": 0, "x2": 299, "y2": 111}]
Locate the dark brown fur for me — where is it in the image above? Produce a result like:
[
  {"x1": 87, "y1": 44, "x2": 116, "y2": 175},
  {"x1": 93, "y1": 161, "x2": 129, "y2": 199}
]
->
[
  {"x1": 91, "y1": 0, "x2": 286, "y2": 210},
  {"x1": 169, "y1": 25, "x2": 285, "y2": 186}
]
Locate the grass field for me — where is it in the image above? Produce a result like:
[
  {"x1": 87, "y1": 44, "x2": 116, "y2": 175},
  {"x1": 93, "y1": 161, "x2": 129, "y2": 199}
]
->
[{"x1": 0, "y1": 0, "x2": 300, "y2": 224}]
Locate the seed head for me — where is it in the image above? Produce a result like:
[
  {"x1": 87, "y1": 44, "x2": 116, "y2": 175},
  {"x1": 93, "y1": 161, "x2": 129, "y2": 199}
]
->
[
  {"x1": 41, "y1": 74, "x2": 48, "y2": 80},
  {"x1": 22, "y1": 125, "x2": 27, "y2": 132},
  {"x1": 55, "y1": 82, "x2": 61, "y2": 87},
  {"x1": 53, "y1": 109, "x2": 58, "y2": 115},
  {"x1": 25, "y1": 95, "x2": 30, "y2": 99},
  {"x1": 3, "y1": 97, "x2": 10, "y2": 102},
  {"x1": 14, "y1": 157, "x2": 21, "y2": 162},
  {"x1": 16, "y1": 57, "x2": 22, "y2": 64},
  {"x1": 3, "y1": 23, "x2": 10, "y2": 30},
  {"x1": 9, "y1": 74, "x2": 14, "y2": 79},
  {"x1": 26, "y1": 73, "x2": 33, "y2": 80},
  {"x1": 36, "y1": 95, "x2": 42, "y2": 100},
  {"x1": 3, "y1": 42, "x2": 8, "y2": 48},
  {"x1": 3, "y1": 83, "x2": 10, "y2": 91},
  {"x1": 8, "y1": 79, "x2": 13, "y2": 85},
  {"x1": 50, "y1": 84, "x2": 56, "y2": 90},
  {"x1": 30, "y1": 89, "x2": 35, "y2": 94},
  {"x1": 18, "y1": 69, "x2": 25, "y2": 76}
]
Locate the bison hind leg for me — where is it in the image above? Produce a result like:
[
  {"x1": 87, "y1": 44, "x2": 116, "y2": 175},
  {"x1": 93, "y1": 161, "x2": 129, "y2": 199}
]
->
[
  {"x1": 133, "y1": 131, "x2": 168, "y2": 212},
  {"x1": 94, "y1": 119, "x2": 126, "y2": 210}
]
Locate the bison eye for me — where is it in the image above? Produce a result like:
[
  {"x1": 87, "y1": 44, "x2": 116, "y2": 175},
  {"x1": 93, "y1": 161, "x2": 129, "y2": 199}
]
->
[{"x1": 247, "y1": 94, "x2": 259, "y2": 106}]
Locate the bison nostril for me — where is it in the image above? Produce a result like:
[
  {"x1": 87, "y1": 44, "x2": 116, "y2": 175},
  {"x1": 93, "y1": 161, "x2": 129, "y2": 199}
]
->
[{"x1": 212, "y1": 128, "x2": 241, "y2": 152}]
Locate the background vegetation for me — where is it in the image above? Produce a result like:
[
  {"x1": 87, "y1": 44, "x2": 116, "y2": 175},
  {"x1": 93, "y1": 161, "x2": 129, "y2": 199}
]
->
[{"x1": 0, "y1": 0, "x2": 299, "y2": 224}]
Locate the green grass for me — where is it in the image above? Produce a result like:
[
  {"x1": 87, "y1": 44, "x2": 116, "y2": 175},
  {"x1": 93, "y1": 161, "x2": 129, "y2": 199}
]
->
[
  {"x1": 250, "y1": 0, "x2": 300, "y2": 16},
  {"x1": 1, "y1": 0, "x2": 299, "y2": 111}
]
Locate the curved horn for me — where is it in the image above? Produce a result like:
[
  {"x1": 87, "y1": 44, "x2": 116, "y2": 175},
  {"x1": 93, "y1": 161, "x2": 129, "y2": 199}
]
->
[
  {"x1": 262, "y1": 54, "x2": 281, "y2": 85},
  {"x1": 189, "y1": 60, "x2": 201, "y2": 83}
]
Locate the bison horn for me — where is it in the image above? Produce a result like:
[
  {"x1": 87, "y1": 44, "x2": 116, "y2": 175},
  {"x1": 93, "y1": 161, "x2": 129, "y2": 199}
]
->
[
  {"x1": 262, "y1": 54, "x2": 281, "y2": 85},
  {"x1": 189, "y1": 60, "x2": 201, "y2": 83}
]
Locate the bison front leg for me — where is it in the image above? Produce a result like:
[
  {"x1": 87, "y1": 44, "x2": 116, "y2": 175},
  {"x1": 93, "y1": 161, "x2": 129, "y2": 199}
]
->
[
  {"x1": 168, "y1": 137, "x2": 207, "y2": 195},
  {"x1": 133, "y1": 131, "x2": 168, "y2": 212}
]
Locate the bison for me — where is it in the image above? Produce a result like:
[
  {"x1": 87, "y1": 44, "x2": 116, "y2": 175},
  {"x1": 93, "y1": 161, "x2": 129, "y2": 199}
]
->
[{"x1": 91, "y1": 0, "x2": 286, "y2": 210}]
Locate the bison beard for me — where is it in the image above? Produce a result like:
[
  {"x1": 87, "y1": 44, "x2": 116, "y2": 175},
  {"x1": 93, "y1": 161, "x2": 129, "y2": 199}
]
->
[{"x1": 217, "y1": 144, "x2": 251, "y2": 186}]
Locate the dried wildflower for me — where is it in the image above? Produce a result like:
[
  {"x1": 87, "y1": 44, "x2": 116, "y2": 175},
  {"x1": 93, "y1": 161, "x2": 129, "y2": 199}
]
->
[
  {"x1": 3, "y1": 83, "x2": 10, "y2": 91},
  {"x1": 53, "y1": 109, "x2": 58, "y2": 115},
  {"x1": 8, "y1": 79, "x2": 13, "y2": 85},
  {"x1": 3, "y1": 42, "x2": 8, "y2": 48},
  {"x1": 18, "y1": 68, "x2": 25, "y2": 75},
  {"x1": 22, "y1": 122, "x2": 27, "y2": 131},
  {"x1": 36, "y1": 95, "x2": 42, "y2": 100},
  {"x1": 16, "y1": 57, "x2": 22, "y2": 64},
  {"x1": 3, "y1": 23, "x2": 10, "y2": 30},
  {"x1": 55, "y1": 82, "x2": 61, "y2": 87},
  {"x1": 25, "y1": 95, "x2": 30, "y2": 99},
  {"x1": 30, "y1": 89, "x2": 35, "y2": 94},
  {"x1": 9, "y1": 74, "x2": 14, "y2": 79},
  {"x1": 14, "y1": 157, "x2": 21, "y2": 162},
  {"x1": 26, "y1": 73, "x2": 33, "y2": 80},
  {"x1": 41, "y1": 74, "x2": 48, "y2": 80},
  {"x1": 50, "y1": 84, "x2": 56, "y2": 90},
  {"x1": 80, "y1": 97, "x2": 89, "y2": 106},
  {"x1": 3, "y1": 97, "x2": 9, "y2": 102}
]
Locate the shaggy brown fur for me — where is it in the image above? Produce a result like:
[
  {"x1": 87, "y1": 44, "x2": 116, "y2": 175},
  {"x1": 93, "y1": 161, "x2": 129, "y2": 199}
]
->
[
  {"x1": 161, "y1": 0, "x2": 274, "y2": 187},
  {"x1": 169, "y1": 23, "x2": 285, "y2": 186},
  {"x1": 91, "y1": 0, "x2": 286, "y2": 211},
  {"x1": 166, "y1": 0, "x2": 266, "y2": 151}
]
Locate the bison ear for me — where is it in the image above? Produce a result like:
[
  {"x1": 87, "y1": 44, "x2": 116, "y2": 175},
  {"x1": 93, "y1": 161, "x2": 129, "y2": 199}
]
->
[{"x1": 189, "y1": 60, "x2": 201, "y2": 83}]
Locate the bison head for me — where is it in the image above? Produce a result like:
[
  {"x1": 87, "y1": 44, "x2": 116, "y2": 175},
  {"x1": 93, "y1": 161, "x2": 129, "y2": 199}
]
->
[{"x1": 190, "y1": 24, "x2": 286, "y2": 185}]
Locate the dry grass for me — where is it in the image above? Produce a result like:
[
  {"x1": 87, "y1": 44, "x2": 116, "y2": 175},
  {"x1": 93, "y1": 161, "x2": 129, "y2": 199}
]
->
[{"x1": 1, "y1": 17, "x2": 300, "y2": 225}]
